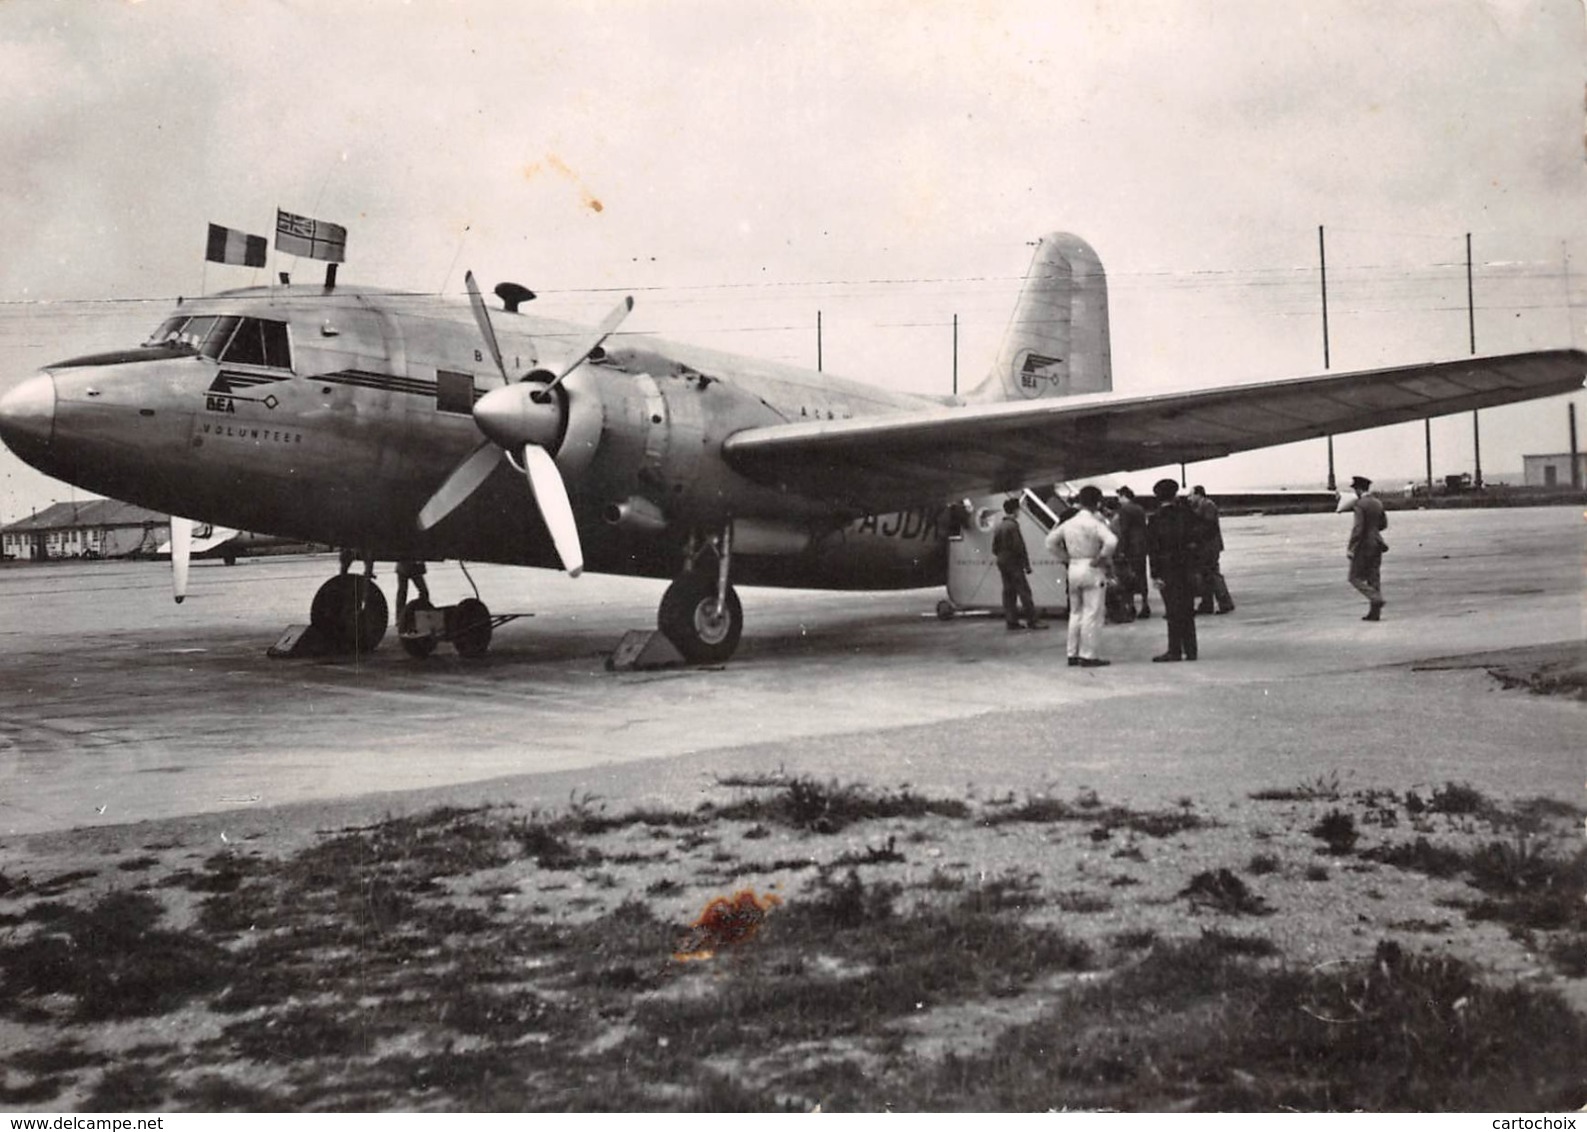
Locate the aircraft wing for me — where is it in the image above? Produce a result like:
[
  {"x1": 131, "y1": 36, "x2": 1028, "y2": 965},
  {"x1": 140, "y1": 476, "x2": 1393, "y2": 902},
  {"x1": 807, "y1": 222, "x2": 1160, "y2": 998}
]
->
[{"x1": 722, "y1": 349, "x2": 1586, "y2": 511}]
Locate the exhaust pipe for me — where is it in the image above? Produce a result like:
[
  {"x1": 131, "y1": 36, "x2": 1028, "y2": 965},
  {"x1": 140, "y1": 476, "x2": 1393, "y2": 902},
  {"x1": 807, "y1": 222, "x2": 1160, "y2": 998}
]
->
[{"x1": 603, "y1": 496, "x2": 668, "y2": 532}]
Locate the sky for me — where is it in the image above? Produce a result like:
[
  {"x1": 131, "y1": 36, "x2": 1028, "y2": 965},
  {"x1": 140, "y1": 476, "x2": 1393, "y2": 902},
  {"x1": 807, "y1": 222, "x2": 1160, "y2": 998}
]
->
[{"x1": 2, "y1": 0, "x2": 1585, "y2": 521}]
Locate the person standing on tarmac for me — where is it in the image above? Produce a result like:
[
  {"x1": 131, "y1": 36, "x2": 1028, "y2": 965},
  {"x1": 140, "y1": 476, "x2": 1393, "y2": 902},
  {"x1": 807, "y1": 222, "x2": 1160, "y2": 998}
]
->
[
  {"x1": 1046, "y1": 484, "x2": 1117, "y2": 667},
  {"x1": 1114, "y1": 485, "x2": 1151, "y2": 620},
  {"x1": 395, "y1": 558, "x2": 431, "y2": 614},
  {"x1": 1189, "y1": 485, "x2": 1235, "y2": 615},
  {"x1": 1343, "y1": 475, "x2": 1388, "y2": 620},
  {"x1": 992, "y1": 498, "x2": 1048, "y2": 631},
  {"x1": 1146, "y1": 478, "x2": 1200, "y2": 662}
]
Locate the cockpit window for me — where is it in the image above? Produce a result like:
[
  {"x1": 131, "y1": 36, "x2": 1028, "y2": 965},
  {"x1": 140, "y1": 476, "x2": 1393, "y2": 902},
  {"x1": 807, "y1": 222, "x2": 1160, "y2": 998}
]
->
[{"x1": 144, "y1": 315, "x2": 292, "y2": 369}]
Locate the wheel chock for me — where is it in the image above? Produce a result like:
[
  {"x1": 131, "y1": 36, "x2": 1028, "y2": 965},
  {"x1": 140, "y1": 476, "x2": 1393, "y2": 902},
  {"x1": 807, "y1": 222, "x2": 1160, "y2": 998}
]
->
[
  {"x1": 606, "y1": 629, "x2": 686, "y2": 671},
  {"x1": 268, "y1": 623, "x2": 335, "y2": 658}
]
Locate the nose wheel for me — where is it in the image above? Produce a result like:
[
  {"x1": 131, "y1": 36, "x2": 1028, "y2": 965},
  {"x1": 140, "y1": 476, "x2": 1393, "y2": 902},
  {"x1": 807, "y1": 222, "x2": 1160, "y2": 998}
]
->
[{"x1": 310, "y1": 574, "x2": 390, "y2": 655}]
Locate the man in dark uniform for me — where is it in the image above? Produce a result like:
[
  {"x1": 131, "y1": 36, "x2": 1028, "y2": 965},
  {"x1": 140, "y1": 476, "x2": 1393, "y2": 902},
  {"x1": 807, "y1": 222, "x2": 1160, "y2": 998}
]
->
[
  {"x1": 1344, "y1": 475, "x2": 1388, "y2": 620},
  {"x1": 1190, "y1": 485, "x2": 1234, "y2": 615},
  {"x1": 1114, "y1": 485, "x2": 1151, "y2": 619},
  {"x1": 1146, "y1": 478, "x2": 1200, "y2": 662},
  {"x1": 992, "y1": 497, "x2": 1047, "y2": 631}
]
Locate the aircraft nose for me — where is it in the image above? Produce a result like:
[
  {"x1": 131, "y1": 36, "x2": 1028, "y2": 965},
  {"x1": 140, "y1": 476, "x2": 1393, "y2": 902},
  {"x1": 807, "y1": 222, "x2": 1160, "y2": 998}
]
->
[{"x1": 0, "y1": 373, "x2": 57, "y2": 465}]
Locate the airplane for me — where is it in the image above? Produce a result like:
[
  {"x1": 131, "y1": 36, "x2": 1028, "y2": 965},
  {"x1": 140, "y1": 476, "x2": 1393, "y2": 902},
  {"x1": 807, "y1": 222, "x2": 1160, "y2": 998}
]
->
[{"x1": 0, "y1": 231, "x2": 1581, "y2": 663}]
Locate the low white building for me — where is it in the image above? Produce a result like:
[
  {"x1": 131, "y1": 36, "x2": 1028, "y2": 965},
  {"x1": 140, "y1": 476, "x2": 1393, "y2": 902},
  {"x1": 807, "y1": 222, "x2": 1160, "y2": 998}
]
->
[
  {"x1": 1522, "y1": 453, "x2": 1587, "y2": 488},
  {"x1": 1, "y1": 500, "x2": 168, "y2": 560}
]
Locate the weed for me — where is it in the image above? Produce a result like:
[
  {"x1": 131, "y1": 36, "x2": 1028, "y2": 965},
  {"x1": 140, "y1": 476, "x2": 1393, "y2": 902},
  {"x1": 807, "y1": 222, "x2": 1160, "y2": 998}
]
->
[
  {"x1": 1248, "y1": 854, "x2": 1281, "y2": 876},
  {"x1": 1360, "y1": 837, "x2": 1467, "y2": 879},
  {"x1": 1429, "y1": 781, "x2": 1490, "y2": 816},
  {"x1": 1386, "y1": 918, "x2": 1450, "y2": 934},
  {"x1": 830, "y1": 836, "x2": 904, "y2": 867},
  {"x1": 1547, "y1": 933, "x2": 1587, "y2": 977},
  {"x1": 1179, "y1": 869, "x2": 1271, "y2": 916},
  {"x1": 793, "y1": 868, "x2": 898, "y2": 931},
  {"x1": 1250, "y1": 771, "x2": 1343, "y2": 803},
  {"x1": 985, "y1": 795, "x2": 1204, "y2": 839},
  {"x1": 1113, "y1": 928, "x2": 1157, "y2": 951},
  {"x1": 1054, "y1": 890, "x2": 1112, "y2": 914},
  {"x1": 921, "y1": 868, "x2": 965, "y2": 892},
  {"x1": 714, "y1": 777, "x2": 968, "y2": 834},
  {"x1": 1310, "y1": 810, "x2": 1359, "y2": 855},
  {"x1": 1198, "y1": 928, "x2": 1279, "y2": 958},
  {"x1": 505, "y1": 813, "x2": 587, "y2": 870}
]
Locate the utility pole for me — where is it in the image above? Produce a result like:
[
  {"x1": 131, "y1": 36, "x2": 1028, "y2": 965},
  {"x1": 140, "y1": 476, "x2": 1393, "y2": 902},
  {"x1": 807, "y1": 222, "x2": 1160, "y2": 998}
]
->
[
  {"x1": 1467, "y1": 233, "x2": 1481, "y2": 489},
  {"x1": 816, "y1": 311, "x2": 822, "y2": 373},
  {"x1": 1425, "y1": 419, "x2": 1434, "y2": 496},
  {"x1": 1319, "y1": 225, "x2": 1336, "y2": 491},
  {"x1": 952, "y1": 313, "x2": 958, "y2": 396},
  {"x1": 1571, "y1": 403, "x2": 1581, "y2": 489}
]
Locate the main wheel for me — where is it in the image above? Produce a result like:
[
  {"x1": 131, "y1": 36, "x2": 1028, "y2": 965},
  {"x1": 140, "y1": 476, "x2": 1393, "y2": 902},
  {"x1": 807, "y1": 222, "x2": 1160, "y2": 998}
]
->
[
  {"x1": 398, "y1": 598, "x2": 437, "y2": 659},
  {"x1": 309, "y1": 574, "x2": 389, "y2": 655},
  {"x1": 448, "y1": 597, "x2": 493, "y2": 658},
  {"x1": 658, "y1": 574, "x2": 743, "y2": 664}
]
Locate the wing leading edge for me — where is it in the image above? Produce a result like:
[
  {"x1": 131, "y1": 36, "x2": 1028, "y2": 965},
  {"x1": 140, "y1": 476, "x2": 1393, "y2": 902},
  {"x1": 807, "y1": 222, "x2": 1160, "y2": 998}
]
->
[{"x1": 722, "y1": 349, "x2": 1587, "y2": 512}]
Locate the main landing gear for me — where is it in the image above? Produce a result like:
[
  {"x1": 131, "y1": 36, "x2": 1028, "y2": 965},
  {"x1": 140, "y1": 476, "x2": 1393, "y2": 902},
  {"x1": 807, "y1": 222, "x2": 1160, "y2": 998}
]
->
[
  {"x1": 657, "y1": 524, "x2": 744, "y2": 665},
  {"x1": 309, "y1": 574, "x2": 389, "y2": 655},
  {"x1": 304, "y1": 525, "x2": 749, "y2": 665},
  {"x1": 307, "y1": 568, "x2": 511, "y2": 659}
]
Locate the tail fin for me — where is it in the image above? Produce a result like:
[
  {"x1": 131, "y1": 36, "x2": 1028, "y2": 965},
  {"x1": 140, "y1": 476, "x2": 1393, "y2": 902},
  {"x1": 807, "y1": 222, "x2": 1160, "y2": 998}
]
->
[{"x1": 966, "y1": 232, "x2": 1112, "y2": 403}]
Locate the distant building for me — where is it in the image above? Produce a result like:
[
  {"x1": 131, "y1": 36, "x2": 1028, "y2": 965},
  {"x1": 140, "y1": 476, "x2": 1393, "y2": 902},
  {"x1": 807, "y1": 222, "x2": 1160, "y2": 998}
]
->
[
  {"x1": 1, "y1": 500, "x2": 169, "y2": 560},
  {"x1": 1522, "y1": 453, "x2": 1587, "y2": 488}
]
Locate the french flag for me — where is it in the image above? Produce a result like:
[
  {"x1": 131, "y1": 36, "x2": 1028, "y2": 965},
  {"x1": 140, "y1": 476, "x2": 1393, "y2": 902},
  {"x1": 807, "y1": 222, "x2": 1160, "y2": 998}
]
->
[{"x1": 205, "y1": 223, "x2": 267, "y2": 267}]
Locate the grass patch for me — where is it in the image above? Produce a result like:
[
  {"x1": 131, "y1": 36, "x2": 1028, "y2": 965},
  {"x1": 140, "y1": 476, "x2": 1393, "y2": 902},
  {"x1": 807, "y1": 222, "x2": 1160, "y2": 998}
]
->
[
  {"x1": 0, "y1": 891, "x2": 233, "y2": 1021},
  {"x1": 983, "y1": 792, "x2": 1204, "y2": 839},
  {"x1": 905, "y1": 937, "x2": 1587, "y2": 1111},
  {"x1": 711, "y1": 777, "x2": 969, "y2": 834},
  {"x1": 1250, "y1": 772, "x2": 1343, "y2": 803}
]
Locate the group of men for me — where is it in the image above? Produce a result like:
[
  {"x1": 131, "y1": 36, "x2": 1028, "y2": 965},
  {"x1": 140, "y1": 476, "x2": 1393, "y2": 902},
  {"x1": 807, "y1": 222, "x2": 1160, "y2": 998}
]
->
[{"x1": 992, "y1": 474, "x2": 1387, "y2": 666}]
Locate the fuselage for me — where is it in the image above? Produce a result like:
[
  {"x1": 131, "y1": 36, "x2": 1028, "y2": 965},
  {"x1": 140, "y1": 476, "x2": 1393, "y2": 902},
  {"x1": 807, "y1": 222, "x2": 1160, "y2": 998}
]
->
[{"x1": 0, "y1": 283, "x2": 955, "y2": 589}]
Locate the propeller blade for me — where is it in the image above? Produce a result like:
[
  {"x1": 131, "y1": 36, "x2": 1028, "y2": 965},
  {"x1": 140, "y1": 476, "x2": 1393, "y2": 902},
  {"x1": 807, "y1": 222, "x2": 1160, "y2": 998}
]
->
[
  {"x1": 170, "y1": 516, "x2": 192, "y2": 603},
  {"x1": 547, "y1": 295, "x2": 634, "y2": 392},
  {"x1": 464, "y1": 270, "x2": 509, "y2": 382},
  {"x1": 418, "y1": 442, "x2": 502, "y2": 530},
  {"x1": 521, "y1": 444, "x2": 583, "y2": 577}
]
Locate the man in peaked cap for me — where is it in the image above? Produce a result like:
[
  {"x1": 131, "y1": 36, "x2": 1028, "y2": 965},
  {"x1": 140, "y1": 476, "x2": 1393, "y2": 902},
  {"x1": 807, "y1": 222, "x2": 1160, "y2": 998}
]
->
[
  {"x1": 1145, "y1": 478, "x2": 1200, "y2": 661},
  {"x1": 1343, "y1": 475, "x2": 1388, "y2": 620},
  {"x1": 991, "y1": 497, "x2": 1048, "y2": 631}
]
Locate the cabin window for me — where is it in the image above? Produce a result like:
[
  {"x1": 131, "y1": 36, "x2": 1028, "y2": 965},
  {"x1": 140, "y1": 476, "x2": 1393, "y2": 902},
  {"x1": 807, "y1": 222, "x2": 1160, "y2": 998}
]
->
[{"x1": 435, "y1": 370, "x2": 476, "y2": 414}]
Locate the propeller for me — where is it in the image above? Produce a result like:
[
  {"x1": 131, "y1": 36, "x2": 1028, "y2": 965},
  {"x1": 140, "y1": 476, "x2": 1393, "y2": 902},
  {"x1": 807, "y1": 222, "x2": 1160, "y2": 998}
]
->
[
  {"x1": 170, "y1": 515, "x2": 192, "y2": 603},
  {"x1": 417, "y1": 272, "x2": 631, "y2": 579}
]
